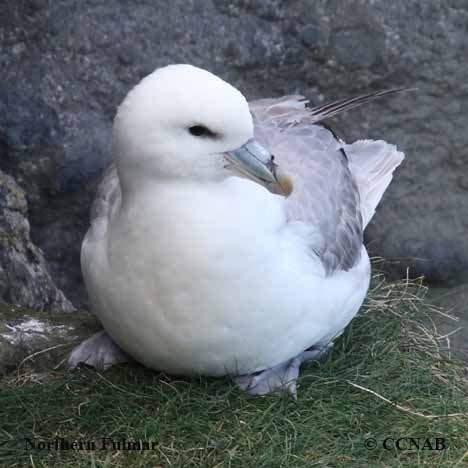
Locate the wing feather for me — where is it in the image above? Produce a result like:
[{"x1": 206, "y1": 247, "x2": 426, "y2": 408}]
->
[{"x1": 250, "y1": 92, "x2": 405, "y2": 272}]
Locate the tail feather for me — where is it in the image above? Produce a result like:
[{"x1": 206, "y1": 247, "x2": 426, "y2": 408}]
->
[{"x1": 345, "y1": 140, "x2": 404, "y2": 229}]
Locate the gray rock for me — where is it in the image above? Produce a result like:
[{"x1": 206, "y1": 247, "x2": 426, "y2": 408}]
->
[
  {"x1": 1, "y1": 0, "x2": 468, "y2": 310},
  {"x1": 0, "y1": 170, "x2": 74, "y2": 312}
]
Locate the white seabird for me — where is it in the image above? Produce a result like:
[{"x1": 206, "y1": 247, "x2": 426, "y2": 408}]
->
[{"x1": 68, "y1": 64, "x2": 404, "y2": 397}]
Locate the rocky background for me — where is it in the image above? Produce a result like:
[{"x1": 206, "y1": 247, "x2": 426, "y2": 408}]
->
[{"x1": 1, "y1": 0, "x2": 467, "y2": 312}]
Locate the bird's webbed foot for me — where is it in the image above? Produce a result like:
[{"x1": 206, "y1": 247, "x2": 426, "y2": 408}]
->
[
  {"x1": 232, "y1": 343, "x2": 332, "y2": 399},
  {"x1": 67, "y1": 330, "x2": 132, "y2": 371}
]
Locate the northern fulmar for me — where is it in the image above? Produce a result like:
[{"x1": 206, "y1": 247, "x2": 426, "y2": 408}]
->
[{"x1": 68, "y1": 64, "x2": 405, "y2": 397}]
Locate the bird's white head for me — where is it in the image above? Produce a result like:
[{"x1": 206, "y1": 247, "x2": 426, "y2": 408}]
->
[{"x1": 113, "y1": 64, "x2": 291, "y2": 196}]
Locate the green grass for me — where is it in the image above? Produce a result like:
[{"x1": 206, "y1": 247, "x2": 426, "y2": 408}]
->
[{"x1": 1, "y1": 273, "x2": 467, "y2": 467}]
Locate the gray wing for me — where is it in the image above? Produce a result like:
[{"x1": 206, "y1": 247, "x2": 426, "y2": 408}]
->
[
  {"x1": 250, "y1": 94, "x2": 404, "y2": 274},
  {"x1": 90, "y1": 161, "x2": 120, "y2": 223},
  {"x1": 84, "y1": 161, "x2": 121, "y2": 244}
]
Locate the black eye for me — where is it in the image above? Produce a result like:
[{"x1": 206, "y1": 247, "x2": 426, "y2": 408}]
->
[{"x1": 188, "y1": 125, "x2": 216, "y2": 138}]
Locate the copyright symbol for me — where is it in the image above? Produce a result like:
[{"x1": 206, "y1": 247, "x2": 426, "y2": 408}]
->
[{"x1": 365, "y1": 438, "x2": 377, "y2": 450}]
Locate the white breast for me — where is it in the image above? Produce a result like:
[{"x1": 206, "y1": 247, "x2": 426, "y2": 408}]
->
[{"x1": 82, "y1": 177, "x2": 370, "y2": 376}]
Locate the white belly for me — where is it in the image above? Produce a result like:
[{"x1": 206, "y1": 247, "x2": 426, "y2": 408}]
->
[{"x1": 82, "y1": 178, "x2": 371, "y2": 376}]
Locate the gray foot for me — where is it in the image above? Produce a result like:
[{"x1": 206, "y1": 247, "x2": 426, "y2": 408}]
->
[
  {"x1": 67, "y1": 330, "x2": 132, "y2": 371},
  {"x1": 233, "y1": 344, "x2": 332, "y2": 399}
]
